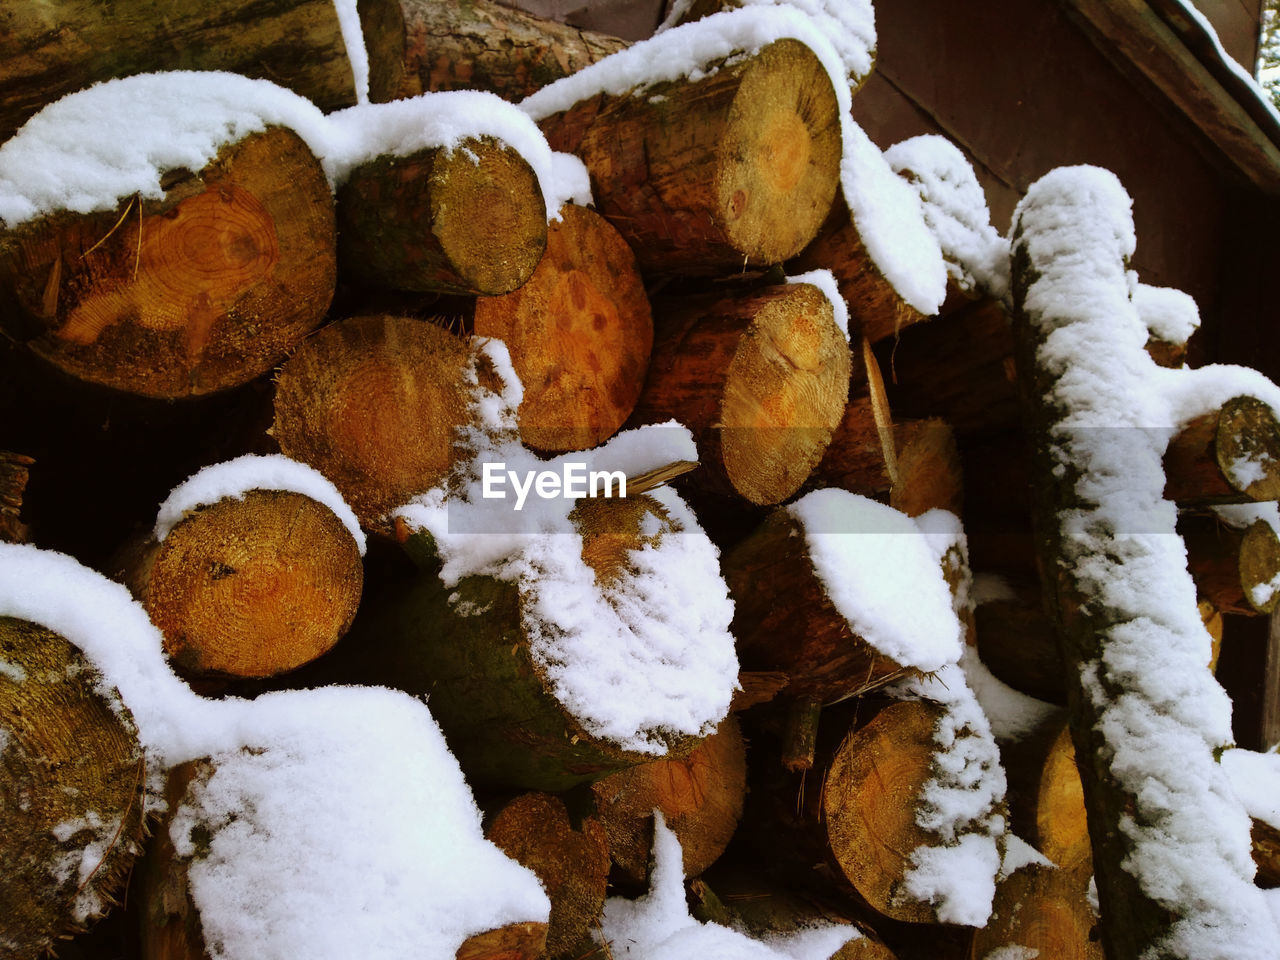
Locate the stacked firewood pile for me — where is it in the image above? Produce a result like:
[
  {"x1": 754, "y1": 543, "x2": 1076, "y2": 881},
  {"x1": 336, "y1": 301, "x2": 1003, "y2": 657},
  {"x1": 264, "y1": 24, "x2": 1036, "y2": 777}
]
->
[{"x1": 4, "y1": 2, "x2": 1280, "y2": 960}]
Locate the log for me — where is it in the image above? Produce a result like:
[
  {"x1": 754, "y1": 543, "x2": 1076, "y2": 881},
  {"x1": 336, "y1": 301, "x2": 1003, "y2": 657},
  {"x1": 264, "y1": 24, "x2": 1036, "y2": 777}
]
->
[
  {"x1": 974, "y1": 579, "x2": 1067, "y2": 705},
  {"x1": 1252, "y1": 817, "x2": 1280, "y2": 888},
  {"x1": 806, "y1": 341, "x2": 894, "y2": 498},
  {"x1": 485, "y1": 793, "x2": 610, "y2": 958},
  {"x1": 0, "y1": 617, "x2": 146, "y2": 957},
  {"x1": 272, "y1": 315, "x2": 471, "y2": 531},
  {"x1": 630, "y1": 283, "x2": 850, "y2": 505},
  {"x1": 969, "y1": 862, "x2": 1103, "y2": 960},
  {"x1": 0, "y1": 0, "x2": 359, "y2": 143},
  {"x1": 535, "y1": 38, "x2": 843, "y2": 275},
  {"x1": 0, "y1": 451, "x2": 32, "y2": 544},
  {"x1": 721, "y1": 508, "x2": 909, "y2": 706},
  {"x1": 1180, "y1": 513, "x2": 1280, "y2": 615},
  {"x1": 821, "y1": 699, "x2": 951, "y2": 924},
  {"x1": 473, "y1": 204, "x2": 653, "y2": 452},
  {"x1": 313, "y1": 494, "x2": 704, "y2": 791},
  {"x1": 1163, "y1": 395, "x2": 1280, "y2": 504},
  {"x1": 361, "y1": 0, "x2": 628, "y2": 104},
  {"x1": 590, "y1": 715, "x2": 746, "y2": 885},
  {"x1": 889, "y1": 418, "x2": 963, "y2": 518},
  {"x1": 0, "y1": 126, "x2": 336, "y2": 398},
  {"x1": 336, "y1": 136, "x2": 547, "y2": 295},
  {"x1": 125, "y1": 489, "x2": 363, "y2": 680},
  {"x1": 789, "y1": 192, "x2": 927, "y2": 345}
]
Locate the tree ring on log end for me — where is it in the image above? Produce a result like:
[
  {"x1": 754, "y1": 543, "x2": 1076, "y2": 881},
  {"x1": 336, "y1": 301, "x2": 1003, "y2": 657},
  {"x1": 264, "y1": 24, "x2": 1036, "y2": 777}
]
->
[
  {"x1": 0, "y1": 126, "x2": 335, "y2": 398},
  {"x1": 720, "y1": 283, "x2": 850, "y2": 504},
  {"x1": 474, "y1": 204, "x2": 653, "y2": 453},
  {"x1": 0, "y1": 617, "x2": 145, "y2": 956},
  {"x1": 718, "y1": 38, "x2": 842, "y2": 265},
  {"x1": 273, "y1": 315, "x2": 471, "y2": 530},
  {"x1": 1217, "y1": 395, "x2": 1280, "y2": 501},
  {"x1": 1239, "y1": 518, "x2": 1280, "y2": 614},
  {"x1": 145, "y1": 490, "x2": 363, "y2": 678}
]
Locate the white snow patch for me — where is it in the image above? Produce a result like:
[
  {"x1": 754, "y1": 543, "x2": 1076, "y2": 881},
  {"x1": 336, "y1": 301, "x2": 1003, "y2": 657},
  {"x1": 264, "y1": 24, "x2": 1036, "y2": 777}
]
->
[
  {"x1": 330, "y1": 0, "x2": 370, "y2": 105},
  {"x1": 1214, "y1": 501, "x2": 1280, "y2": 535},
  {"x1": 154, "y1": 454, "x2": 365, "y2": 555},
  {"x1": 550, "y1": 151, "x2": 593, "y2": 210},
  {"x1": 1013, "y1": 165, "x2": 1280, "y2": 958},
  {"x1": 960, "y1": 645, "x2": 1058, "y2": 742},
  {"x1": 1228, "y1": 451, "x2": 1274, "y2": 490},
  {"x1": 0, "y1": 658, "x2": 26, "y2": 683},
  {"x1": 902, "y1": 832, "x2": 1002, "y2": 927},
  {"x1": 885, "y1": 134, "x2": 1010, "y2": 300},
  {"x1": 656, "y1": 0, "x2": 876, "y2": 83},
  {"x1": 48, "y1": 811, "x2": 127, "y2": 922},
  {"x1": 394, "y1": 339, "x2": 738, "y2": 755},
  {"x1": 787, "y1": 491, "x2": 961, "y2": 673},
  {"x1": 787, "y1": 269, "x2": 849, "y2": 341},
  {"x1": 1002, "y1": 834, "x2": 1054, "y2": 875},
  {"x1": 1133, "y1": 281, "x2": 1200, "y2": 347},
  {"x1": 0, "y1": 72, "x2": 335, "y2": 228},
  {"x1": 1221, "y1": 748, "x2": 1280, "y2": 828},
  {"x1": 598, "y1": 812, "x2": 858, "y2": 959},
  {"x1": 982, "y1": 948, "x2": 1040, "y2": 960},
  {"x1": 169, "y1": 686, "x2": 549, "y2": 960}
]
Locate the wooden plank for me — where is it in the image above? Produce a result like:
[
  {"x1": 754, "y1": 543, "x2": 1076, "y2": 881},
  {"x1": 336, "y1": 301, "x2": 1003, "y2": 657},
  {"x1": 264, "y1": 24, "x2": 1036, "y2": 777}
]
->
[
  {"x1": 1062, "y1": 0, "x2": 1280, "y2": 193},
  {"x1": 1264, "y1": 607, "x2": 1280, "y2": 750}
]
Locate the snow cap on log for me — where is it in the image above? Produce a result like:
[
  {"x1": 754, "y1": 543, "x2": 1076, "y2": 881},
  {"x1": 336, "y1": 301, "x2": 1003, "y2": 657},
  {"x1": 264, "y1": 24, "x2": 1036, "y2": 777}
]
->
[
  {"x1": 395, "y1": 339, "x2": 739, "y2": 755},
  {"x1": 597, "y1": 812, "x2": 860, "y2": 959}
]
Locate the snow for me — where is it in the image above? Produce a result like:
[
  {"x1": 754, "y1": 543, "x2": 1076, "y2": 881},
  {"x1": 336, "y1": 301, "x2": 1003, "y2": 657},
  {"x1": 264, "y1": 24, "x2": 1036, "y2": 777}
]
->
[
  {"x1": 1171, "y1": 0, "x2": 1280, "y2": 131},
  {"x1": 330, "y1": 0, "x2": 369, "y2": 105},
  {"x1": 959, "y1": 645, "x2": 1058, "y2": 742},
  {"x1": 1221, "y1": 747, "x2": 1280, "y2": 827},
  {"x1": 169, "y1": 686, "x2": 549, "y2": 960},
  {"x1": 49, "y1": 811, "x2": 128, "y2": 923},
  {"x1": 1002, "y1": 835, "x2": 1054, "y2": 875},
  {"x1": 1013, "y1": 165, "x2": 1280, "y2": 958},
  {"x1": 597, "y1": 813, "x2": 858, "y2": 960},
  {"x1": 656, "y1": 0, "x2": 876, "y2": 83},
  {"x1": 787, "y1": 269, "x2": 849, "y2": 341},
  {"x1": 154, "y1": 454, "x2": 365, "y2": 556},
  {"x1": 1133, "y1": 281, "x2": 1200, "y2": 347},
  {"x1": 0, "y1": 72, "x2": 334, "y2": 228},
  {"x1": 884, "y1": 134, "x2": 1010, "y2": 300},
  {"x1": 0, "y1": 541, "x2": 554, "y2": 960},
  {"x1": 982, "y1": 948, "x2": 1040, "y2": 960},
  {"x1": 394, "y1": 338, "x2": 739, "y2": 755}
]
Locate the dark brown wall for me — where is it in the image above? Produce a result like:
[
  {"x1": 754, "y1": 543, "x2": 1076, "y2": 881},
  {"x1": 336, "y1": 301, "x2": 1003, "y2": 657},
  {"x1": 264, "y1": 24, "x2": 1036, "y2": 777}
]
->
[{"x1": 852, "y1": 0, "x2": 1231, "y2": 346}]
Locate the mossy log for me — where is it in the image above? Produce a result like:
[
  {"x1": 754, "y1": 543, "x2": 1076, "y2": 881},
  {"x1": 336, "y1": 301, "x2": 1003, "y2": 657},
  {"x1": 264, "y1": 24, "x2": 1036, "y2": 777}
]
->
[
  {"x1": 590, "y1": 715, "x2": 746, "y2": 885},
  {"x1": 485, "y1": 793, "x2": 609, "y2": 959},
  {"x1": 1164, "y1": 396, "x2": 1280, "y2": 505},
  {"x1": 0, "y1": 617, "x2": 146, "y2": 958},
  {"x1": 474, "y1": 204, "x2": 652, "y2": 453},
  {"x1": 629, "y1": 283, "x2": 850, "y2": 505},
  {"x1": 536, "y1": 39, "x2": 842, "y2": 276},
  {"x1": 313, "y1": 494, "x2": 704, "y2": 791},
  {"x1": 337, "y1": 136, "x2": 547, "y2": 295},
  {"x1": 272, "y1": 314, "x2": 471, "y2": 531},
  {"x1": 1180, "y1": 513, "x2": 1280, "y2": 615},
  {"x1": 721, "y1": 507, "x2": 909, "y2": 707},
  {"x1": 0, "y1": 0, "x2": 359, "y2": 142},
  {"x1": 125, "y1": 490, "x2": 363, "y2": 680},
  {"x1": 0, "y1": 451, "x2": 32, "y2": 544},
  {"x1": 789, "y1": 192, "x2": 927, "y2": 345},
  {"x1": 360, "y1": 0, "x2": 627, "y2": 104},
  {"x1": 0, "y1": 127, "x2": 335, "y2": 398}
]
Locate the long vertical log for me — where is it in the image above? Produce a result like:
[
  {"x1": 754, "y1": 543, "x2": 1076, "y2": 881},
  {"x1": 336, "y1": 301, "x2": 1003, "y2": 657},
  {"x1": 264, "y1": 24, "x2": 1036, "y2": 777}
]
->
[{"x1": 361, "y1": 0, "x2": 628, "y2": 104}]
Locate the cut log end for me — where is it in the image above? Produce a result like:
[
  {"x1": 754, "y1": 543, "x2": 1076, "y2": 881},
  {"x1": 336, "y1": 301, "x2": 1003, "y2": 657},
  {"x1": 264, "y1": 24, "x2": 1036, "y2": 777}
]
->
[
  {"x1": 821, "y1": 699, "x2": 944, "y2": 924},
  {"x1": 0, "y1": 450, "x2": 33, "y2": 543},
  {"x1": 474, "y1": 204, "x2": 652, "y2": 452},
  {"x1": 143, "y1": 489, "x2": 363, "y2": 678},
  {"x1": 0, "y1": 617, "x2": 145, "y2": 956},
  {"x1": 338, "y1": 136, "x2": 547, "y2": 295},
  {"x1": 455, "y1": 922, "x2": 549, "y2": 960},
  {"x1": 969, "y1": 862, "x2": 1102, "y2": 960},
  {"x1": 716, "y1": 39, "x2": 844, "y2": 266},
  {"x1": 572, "y1": 492, "x2": 670, "y2": 586},
  {"x1": 719, "y1": 283, "x2": 851, "y2": 504},
  {"x1": 485, "y1": 793, "x2": 609, "y2": 957},
  {"x1": 273, "y1": 314, "x2": 471, "y2": 530},
  {"x1": 1165, "y1": 395, "x2": 1280, "y2": 504},
  {"x1": 0, "y1": 126, "x2": 335, "y2": 398}
]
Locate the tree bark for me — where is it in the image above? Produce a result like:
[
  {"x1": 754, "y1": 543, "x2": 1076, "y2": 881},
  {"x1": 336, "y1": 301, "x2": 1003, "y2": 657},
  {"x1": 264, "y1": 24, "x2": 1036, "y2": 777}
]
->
[
  {"x1": 0, "y1": 617, "x2": 146, "y2": 958},
  {"x1": 0, "y1": 451, "x2": 32, "y2": 544},
  {"x1": 361, "y1": 0, "x2": 628, "y2": 104},
  {"x1": 337, "y1": 136, "x2": 547, "y2": 295},
  {"x1": 630, "y1": 283, "x2": 850, "y2": 505},
  {"x1": 1180, "y1": 513, "x2": 1280, "y2": 615},
  {"x1": 272, "y1": 314, "x2": 472, "y2": 532},
  {"x1": 536, "y1": 38, "x2": 842, "y2": 275},
  {"x1": 1163, "y1": 395, "x2": 1280, "y2": 505},
  {"x1": 125, "y1": 489, "x2": 364, "y2": 680},
  {"x1": 485, "y1": 794, "x2": 609, "y2": 960},
  {"x1": 0, "y1": 0, "x2": 359, "y2": 142},
  {"x1": 0, "y1": 127, "x2": 335, "y2": 398},
  {"x1": 590, "y1": 715, "x2": 746, "y2": 885},
  {"x1": 474, "y1": 204, "x2": 652, "y2": 452}
]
